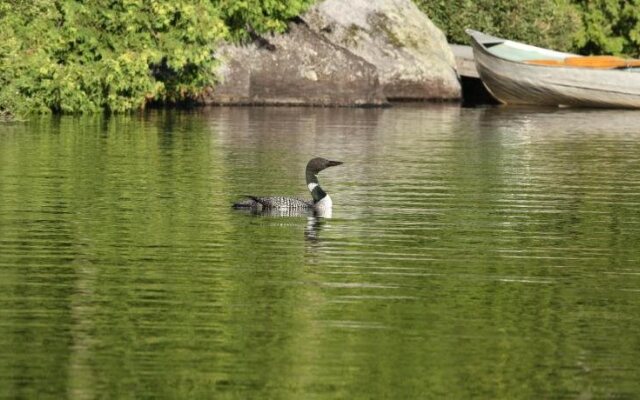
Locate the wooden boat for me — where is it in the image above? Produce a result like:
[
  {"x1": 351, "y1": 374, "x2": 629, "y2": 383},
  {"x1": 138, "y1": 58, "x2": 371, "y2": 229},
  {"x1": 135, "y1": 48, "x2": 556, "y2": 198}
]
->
[{"x1": 466, "y1": 29, "x2": 640, "y2": 108}]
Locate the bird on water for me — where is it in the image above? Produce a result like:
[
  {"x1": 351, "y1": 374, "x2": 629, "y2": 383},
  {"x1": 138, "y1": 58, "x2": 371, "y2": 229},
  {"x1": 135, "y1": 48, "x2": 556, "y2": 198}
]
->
[{"x1": 232, "y1": 157, "x2": 343, "y2": 214}]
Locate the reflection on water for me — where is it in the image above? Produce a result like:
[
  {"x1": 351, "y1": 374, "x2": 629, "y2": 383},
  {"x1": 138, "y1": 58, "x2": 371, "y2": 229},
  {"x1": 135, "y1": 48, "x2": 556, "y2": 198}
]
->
[
  {"x1": 233, "y1": 204, "x2": 333, "y2": 218},
  {"x1": 1, "y1": 106, "x2": 640, "y2": 398},
  {"x1": 305, "y1": 216, "x2": 327, "y2": 243}
]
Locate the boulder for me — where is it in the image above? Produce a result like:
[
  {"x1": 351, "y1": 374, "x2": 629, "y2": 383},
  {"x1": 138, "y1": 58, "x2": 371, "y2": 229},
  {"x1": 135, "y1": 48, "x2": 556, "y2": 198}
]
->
[
  {"x1": 302, "y1": 0, "x2": 461, "y2": 100},
  {"x1": 205, "y1": 22, "x2": 387, "y2": 107}
]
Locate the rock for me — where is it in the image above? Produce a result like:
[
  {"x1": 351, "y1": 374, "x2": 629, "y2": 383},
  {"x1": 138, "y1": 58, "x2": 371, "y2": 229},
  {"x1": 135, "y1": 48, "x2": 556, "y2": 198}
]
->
[
  {"x1": 206, "y1": 22, "x2": 387, "y2": 107},
  {"x1": 302, "y1": 0, "x2": 461, "y2": 100}
]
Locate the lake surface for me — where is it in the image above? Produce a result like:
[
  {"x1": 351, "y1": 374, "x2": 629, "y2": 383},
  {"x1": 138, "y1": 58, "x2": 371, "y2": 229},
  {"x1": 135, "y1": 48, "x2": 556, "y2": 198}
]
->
[{"x1": 1, "y1": 105, "x2": 639, "y2": 399}]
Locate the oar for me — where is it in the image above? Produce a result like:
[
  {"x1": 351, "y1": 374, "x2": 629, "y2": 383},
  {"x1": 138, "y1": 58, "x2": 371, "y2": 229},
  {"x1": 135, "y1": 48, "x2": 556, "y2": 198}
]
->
[
  {"x1": 564, "y1": 56, "x2": 640, "y2": 68},
  {"x1": 525, "y1": 59, "x2": 564, "y2": 66},
  {"x1": 526, "y1": 56, "x2": 640, "y2": 69}
]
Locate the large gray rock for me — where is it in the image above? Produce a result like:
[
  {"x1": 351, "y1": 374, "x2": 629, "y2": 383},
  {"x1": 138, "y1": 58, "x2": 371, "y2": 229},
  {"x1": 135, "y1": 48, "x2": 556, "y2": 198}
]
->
[
  {"x1": 206, "y1": 22, "x2": 387, "y2": 106},
  {"x1": 302, "y1": 0, "x2": 461, "y2": 100}
]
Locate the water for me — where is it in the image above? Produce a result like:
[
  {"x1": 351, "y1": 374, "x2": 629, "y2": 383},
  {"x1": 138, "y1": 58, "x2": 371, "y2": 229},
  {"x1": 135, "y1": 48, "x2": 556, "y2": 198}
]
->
[{"x1": 1, "y1": 105, "x2": 639, "y2": 399}]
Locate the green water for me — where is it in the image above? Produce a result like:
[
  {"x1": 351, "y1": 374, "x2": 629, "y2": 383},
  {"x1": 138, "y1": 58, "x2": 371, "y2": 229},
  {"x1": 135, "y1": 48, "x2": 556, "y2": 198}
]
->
[{"x1": 1, "y1": 106, "x2": 639, "y2": 399}]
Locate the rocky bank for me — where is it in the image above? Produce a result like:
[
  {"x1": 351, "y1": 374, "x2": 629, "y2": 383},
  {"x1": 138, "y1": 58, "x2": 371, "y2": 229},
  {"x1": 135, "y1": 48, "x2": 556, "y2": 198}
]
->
[{"x1": 206, "y1": 0, "x2": 461, "y2": 106}]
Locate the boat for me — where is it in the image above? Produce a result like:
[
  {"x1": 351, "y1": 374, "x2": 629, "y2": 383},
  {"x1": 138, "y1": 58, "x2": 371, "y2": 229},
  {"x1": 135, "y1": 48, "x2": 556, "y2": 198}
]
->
[{"x1": 466, "y1": 29, "x2": 640, "y2": 108}]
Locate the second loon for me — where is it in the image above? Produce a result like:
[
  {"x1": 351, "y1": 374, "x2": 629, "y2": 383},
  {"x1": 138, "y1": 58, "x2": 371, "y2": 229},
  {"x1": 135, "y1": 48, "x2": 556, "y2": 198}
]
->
[{"x1": 233, "y1": 157, "x2": 343, "y2": 215}]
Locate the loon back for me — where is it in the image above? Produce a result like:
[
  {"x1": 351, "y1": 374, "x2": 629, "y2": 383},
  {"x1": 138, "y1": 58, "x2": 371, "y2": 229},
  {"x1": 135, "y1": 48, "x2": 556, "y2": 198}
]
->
[
  {"x1": 233, "y1": 195, "x2": 312, "y2": 210},
  {"x1": 232, "y1": 157, "x2": 343, "y2": 212}
]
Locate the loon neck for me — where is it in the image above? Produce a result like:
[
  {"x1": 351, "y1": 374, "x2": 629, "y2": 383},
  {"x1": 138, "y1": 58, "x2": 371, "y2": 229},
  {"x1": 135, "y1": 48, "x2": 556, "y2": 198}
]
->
[{"x1": 306, "y1": 172, "x2": 327, "y2": 203}]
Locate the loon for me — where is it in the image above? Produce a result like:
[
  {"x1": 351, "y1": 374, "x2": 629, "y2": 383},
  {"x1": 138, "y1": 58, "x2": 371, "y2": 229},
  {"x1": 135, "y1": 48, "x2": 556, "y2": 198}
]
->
[{"x1": 233, "y1": 157, "x2": 343, "y2": 214}]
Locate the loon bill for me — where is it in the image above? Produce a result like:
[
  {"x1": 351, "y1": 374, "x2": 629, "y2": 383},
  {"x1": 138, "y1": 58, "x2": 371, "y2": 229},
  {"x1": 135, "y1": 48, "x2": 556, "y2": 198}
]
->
[{"x1": 232, "y1": 157, "x2": 343, "y2": 214}]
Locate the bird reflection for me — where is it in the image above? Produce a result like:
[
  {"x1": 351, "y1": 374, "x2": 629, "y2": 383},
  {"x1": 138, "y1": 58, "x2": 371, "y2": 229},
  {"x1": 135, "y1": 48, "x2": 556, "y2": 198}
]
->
[
  {"x1": 234, "y1": 207, "x2": 329, "y2": 242},
  {"x1": 236, "y1": 206, "x2": 331, "y2": 219},
  {"x1": 304, "y1": 215, "x2": 326, "y2": 242}
]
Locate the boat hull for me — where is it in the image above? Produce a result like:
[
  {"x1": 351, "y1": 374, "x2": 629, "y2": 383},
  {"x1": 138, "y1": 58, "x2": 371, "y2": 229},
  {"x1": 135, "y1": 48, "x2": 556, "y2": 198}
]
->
[{"x1": 467, "y1": 30, "x2": 640, "y2": 108}]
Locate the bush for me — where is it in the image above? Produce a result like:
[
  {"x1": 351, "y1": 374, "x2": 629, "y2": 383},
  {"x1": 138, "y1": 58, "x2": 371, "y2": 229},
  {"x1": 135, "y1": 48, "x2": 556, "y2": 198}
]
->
[
  {"x1": 0, "y1": 1, "x2": 228, "y2": 117},
  {"x1": 573, "y1": 0, "x2": 640, "y2": 57},
  {"x1": 0, "y1": 0, "x2": 314, "y2": 117},
  {"x1": 414, "y1": 0, "x2": 583, "y2": 52},
  {"x1": 217, "y1": 0, "x2": 315, "y2": 40},
  {"x1": 415, "y1": 0, "x2": 640, "y2": 57}
]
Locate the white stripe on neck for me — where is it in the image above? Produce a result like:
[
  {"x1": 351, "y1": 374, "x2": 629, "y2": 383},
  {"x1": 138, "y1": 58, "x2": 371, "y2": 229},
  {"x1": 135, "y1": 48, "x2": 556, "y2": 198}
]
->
[{"x1": 308, "y1": 182, "x2": 319, "y2": 192}]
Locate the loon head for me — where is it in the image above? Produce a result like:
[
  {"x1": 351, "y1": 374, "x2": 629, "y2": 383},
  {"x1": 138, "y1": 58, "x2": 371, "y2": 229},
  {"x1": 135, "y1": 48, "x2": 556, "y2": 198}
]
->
[
  {"x1": 306, "y1": 157, "x2": 343, "y2": 175},
  {"x1": 305, "y1": 158, "x2": 342, "y2": 205}
]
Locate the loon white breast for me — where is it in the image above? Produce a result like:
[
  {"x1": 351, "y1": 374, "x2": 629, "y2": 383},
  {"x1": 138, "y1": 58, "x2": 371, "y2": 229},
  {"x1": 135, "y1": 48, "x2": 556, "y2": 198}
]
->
[{"x1": 232, "y1": 157, "x2": 343, "y2": 213}]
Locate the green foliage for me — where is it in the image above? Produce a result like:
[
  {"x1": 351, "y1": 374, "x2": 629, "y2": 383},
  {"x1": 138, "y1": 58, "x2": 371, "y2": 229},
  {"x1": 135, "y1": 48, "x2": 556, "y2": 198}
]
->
[
  {"x1": 573, "y1": 0, "x2": 640, "y2": 56},
  {"x1": 415, "y1": 0, "x2": 640, "y2": 57},
  {"x1": 0, "y1": 0, "x2": 227, "y2": 117},
  {"x1": 0, "y1": 0, "x2": 315, "y2": 117},
  {"x1": 414, "y1": 0, "x2": 583, "y2": 52},
  {"x1": 217, "y1": 0, "x2": 315, "y2": 40}
]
